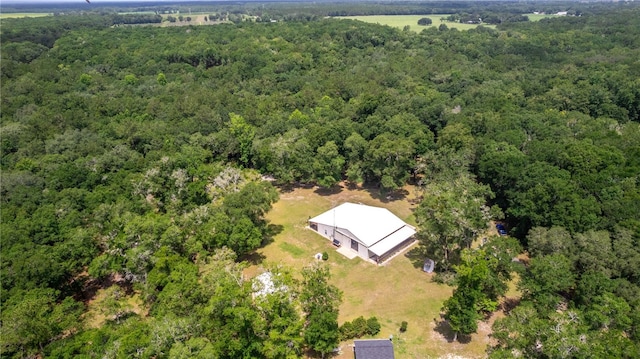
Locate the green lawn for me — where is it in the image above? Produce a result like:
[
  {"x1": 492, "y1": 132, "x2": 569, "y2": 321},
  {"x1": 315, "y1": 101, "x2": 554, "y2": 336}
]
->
[
  {"x1": 0, "y1": 13, "x2": 51, "y2": 19},
  {"x1": 525, "y1": 13, "x2": 562, "y2": 22},
  {"x1": 252, "y1": 183, "x2": 493, "y2": 358},
  {"x1": 336, "y1": 14, "x2": 496, "y2": 32}
]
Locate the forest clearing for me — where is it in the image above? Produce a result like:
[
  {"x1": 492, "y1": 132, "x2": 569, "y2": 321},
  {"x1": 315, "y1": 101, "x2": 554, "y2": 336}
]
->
[{"x1": 251, "y1": 183, "x2": 494, "y2": 358}]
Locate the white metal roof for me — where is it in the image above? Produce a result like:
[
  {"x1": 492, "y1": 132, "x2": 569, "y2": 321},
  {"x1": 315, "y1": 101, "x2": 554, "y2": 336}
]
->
[
  {"x1": 368, "y1": 225, "x2": 416, "y2": 256},
  {"x1": 309, "y1": 203, "x2": 410, "y2": 247}
]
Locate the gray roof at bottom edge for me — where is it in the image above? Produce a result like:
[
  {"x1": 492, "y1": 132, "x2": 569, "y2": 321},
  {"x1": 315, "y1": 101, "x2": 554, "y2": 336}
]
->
[{"x1": 354, "y1": 339, "x2": 395, "y2": 359}]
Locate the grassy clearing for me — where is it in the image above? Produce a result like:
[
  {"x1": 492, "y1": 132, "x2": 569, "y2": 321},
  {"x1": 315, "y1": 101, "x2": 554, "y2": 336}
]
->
[
  {"x1": 336, "y1": 14, "x2": 495, "y2": 32},
  {"x1": 253, "y1": 183, "x2": 491, "y2": 358},
  {"x1": 525, "y1": 13, "x2": 562, "y2": 22},
  {"x1": 84, "y1": 284, "x2": 145, "y2": 329},
  {"x1": 0, "y1": 13, "x2": 51, "y2": 19},
  {"x1": 118, "y1": 11, "x2": 157, "y2": 15},
  {"x1": 278, "y1": 241, "x2": 307, "y2": 257}
]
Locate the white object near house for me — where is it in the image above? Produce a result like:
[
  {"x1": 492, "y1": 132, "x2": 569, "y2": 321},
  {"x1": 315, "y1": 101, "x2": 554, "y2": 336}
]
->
[
  {"x1": 252, "y1": 272, "x2": 276, "y2": 298},
  {"x1": 423, "y1": 258, "x2": 435, "y2": 273},
  {"x1": 308, "y1": 203, "x2": 416, "y2": 264},
  {"x1": 252, "y1": 272, "x2": 289, "y2": 299}
]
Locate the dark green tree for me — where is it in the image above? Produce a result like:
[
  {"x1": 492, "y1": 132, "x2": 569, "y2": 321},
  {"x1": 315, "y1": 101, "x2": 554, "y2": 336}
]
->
[
  {"x1": 300, "y1": 263, "x2": 341, "y2": 358},
  {"x1": 228, "y1": 113, "x2": 256, "y2": 167},
  {"x1": 313, "y1": 141, "x2": 345, "y2": 188},
  {"x1": 0, "y1": 289, "x2": 83, "y2": 357},
  {"x1": 416, "y1": 175, "x2": 496, "y2": 271}
]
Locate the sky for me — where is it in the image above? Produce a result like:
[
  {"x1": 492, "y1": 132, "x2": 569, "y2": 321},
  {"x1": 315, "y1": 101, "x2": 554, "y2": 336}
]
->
[{"x1": 2, "y1": 0, "x2": 191, "y2": 3}]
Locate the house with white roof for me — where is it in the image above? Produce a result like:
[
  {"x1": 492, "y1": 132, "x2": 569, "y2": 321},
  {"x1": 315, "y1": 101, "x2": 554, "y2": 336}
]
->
[{"x1": 308, "y1": 203, "x2": 416, "y2": 264}]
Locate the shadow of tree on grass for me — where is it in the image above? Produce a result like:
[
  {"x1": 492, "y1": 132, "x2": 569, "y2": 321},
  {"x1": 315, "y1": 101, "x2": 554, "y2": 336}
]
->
[
  {"x1": 405, "y1": 245, "x2": 429, "y2": 269},
  {"x1": 72, "y1": 272, "x2": 134, "y2": 304},
  {"x1": 500, "y1": 297, "x2": 521, "y2": 315},
  {"x1": 263, "y1": 223, "x2": 284, "y2": 243},
  {"x1": 240, "y1": 222, "x2": 283, "y2": 265},
  {"x1": 258, "y1": 222, "x2": 283, "y2": 248},
  {"x1": 364, "y1": 185, "x2": 409, "y2": 203},
  {"x1": 314, "y1": 184, "x2": 343, "y2": 196},
  {"x1": 240, "y1": 251, "x2": 267, "y2": 266},
  {"x1": 433, "y1": 319, "x2": 472, "y2": 344}
]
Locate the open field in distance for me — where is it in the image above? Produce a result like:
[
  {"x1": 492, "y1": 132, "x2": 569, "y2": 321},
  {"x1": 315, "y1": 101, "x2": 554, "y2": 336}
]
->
[
  {"x1": 524, "y1": 13, "x2": 564, "y2": 21},
  {"x1": 336, "y1": 14, "x2": 496, "y2": 31},
  {"x1": 0, "y1": 13, "x2": 51, "y2": 19}
]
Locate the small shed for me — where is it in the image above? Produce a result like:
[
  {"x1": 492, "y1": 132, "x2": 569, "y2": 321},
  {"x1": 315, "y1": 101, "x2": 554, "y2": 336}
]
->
[{"x1": 354, "y1": 339, "x2": 395, "y2": 359}]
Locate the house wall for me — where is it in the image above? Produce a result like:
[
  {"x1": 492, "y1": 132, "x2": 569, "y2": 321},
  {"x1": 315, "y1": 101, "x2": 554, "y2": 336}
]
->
[
  {"x1": 311, "y1": 221, "x2": 387, "y2": 263},
  {"x1": 357, "y1": 240, "x2": 369, "y2": 259},
  {"x1": 334, "y1": 230, "x2": 350, "y2": 247},
  {"x1": 335, "y1": 232, "x2": 369, "y2": 260},
  {"x1": 332, "y1": 230, "x2": 370, "y2": 261},
  {"x1": 313, "y1": 223, "x2": 334, "y2": 241}
]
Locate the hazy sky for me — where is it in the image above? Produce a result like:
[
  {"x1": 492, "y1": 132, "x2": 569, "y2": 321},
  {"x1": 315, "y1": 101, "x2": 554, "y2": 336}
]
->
[{"x1": 2, "y1": 0, "x2": 187, "y2": 3}]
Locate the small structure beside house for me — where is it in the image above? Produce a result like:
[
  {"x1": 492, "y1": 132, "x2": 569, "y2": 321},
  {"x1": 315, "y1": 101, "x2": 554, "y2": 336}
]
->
[
  {"x1": 353, "y1": 339, "x2": 395, "y2": 359},
  {"x1": 308, "y1": 203, "x2": 416, "y2": 264}
]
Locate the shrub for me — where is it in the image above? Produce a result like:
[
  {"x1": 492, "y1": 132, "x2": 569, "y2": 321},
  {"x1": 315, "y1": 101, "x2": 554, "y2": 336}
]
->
[
  {"x1": 340, "y1": 321, "x2": 355, "y2": 340},
  {"x1": 340, "y1": 316, "x2": 381, "y2": 340},
  {"x1": 400, "y1": 321, "x2": 408, "y2": 332},
  {"x1": 352, "y1": 316, "x2": 367, "y2": 336},
  {"x1": 322, "y1": 251, "x2": 328, "y2": 261},
  {"x1": 366, "y1": 317, "x2": 381, "y2": 335}
]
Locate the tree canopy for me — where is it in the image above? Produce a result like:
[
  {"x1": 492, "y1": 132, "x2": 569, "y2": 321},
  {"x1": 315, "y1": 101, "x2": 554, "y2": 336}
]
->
[{"x1": 1, "y1": 2, "x2": 640, "y2": 357}]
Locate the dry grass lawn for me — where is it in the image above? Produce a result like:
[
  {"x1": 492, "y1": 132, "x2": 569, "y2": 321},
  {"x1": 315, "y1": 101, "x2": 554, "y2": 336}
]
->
[{"x1": 250, "y1": 183, "x2": 493, "y2": 358}]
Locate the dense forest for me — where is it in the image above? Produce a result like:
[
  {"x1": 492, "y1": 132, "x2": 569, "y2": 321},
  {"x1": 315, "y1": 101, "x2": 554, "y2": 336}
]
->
[{"x1": 1, "y1": 2, "x2": 640, "y2": 358}]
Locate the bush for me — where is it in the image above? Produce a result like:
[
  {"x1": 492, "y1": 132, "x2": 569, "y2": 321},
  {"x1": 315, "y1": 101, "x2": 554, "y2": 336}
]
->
[
  {"x1": 418, "y1": 17, "x2": 433, "y2": 26},
  {"x1": 340, "y1": 316, "x2": 380, "y2": 340},
  {"x1": 352, "y1": 316, "x2": 367, "y2": 336},
  {"x1": 366, "y1": 317, "x2": 381, "y2": 335},
  {"x1": 322, "y1": 251, "x2": 328, "y2": 261},
  {"x1": 340, "y1": 321, "x2": 356, "y2": 340},
  {"x1": 400, "y1": 321, "x2": 408, "y2": 332}
]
